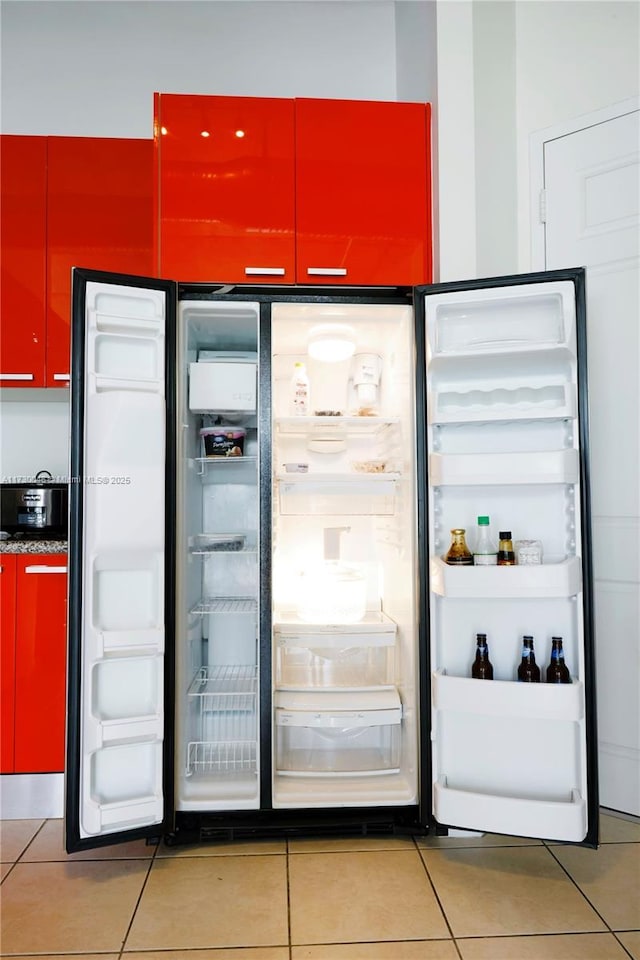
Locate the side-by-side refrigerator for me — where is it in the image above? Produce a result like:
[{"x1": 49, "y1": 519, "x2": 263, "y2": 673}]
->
[{"x1": 65, "y1": 266, "x2": 598, "y2": 853}]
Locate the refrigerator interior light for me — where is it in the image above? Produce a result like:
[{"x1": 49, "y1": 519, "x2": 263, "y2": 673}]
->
[{"x1": 307, "y1": 324, "x2": 356, "y2": 362}]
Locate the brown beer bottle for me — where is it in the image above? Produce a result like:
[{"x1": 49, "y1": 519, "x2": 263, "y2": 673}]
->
[
  {"x1": 517, "y1": 635, "x2": 540, "y2": 682},
  {"x1": 497, "y1": 531, "x2": 515, "y2": 565},
  {"x1": 471, "y1": 633, "x2": 494, "y2": 680},
  {"x1": 445, "y1": 528, "x2": 473, "y2": 565},
  {"x1": 546, "y1": 637, "x2": 571, "y2": 683}
]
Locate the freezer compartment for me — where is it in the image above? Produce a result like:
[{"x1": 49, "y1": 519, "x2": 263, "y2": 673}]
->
[
  {"x1": 275, "y1": 689, "x2": 402, "y2": 777},
  {"x1": 274, "y1": 612, "x2": 397, "y2": 689}
]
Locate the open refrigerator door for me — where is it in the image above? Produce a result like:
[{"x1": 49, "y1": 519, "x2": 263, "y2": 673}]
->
[
  {"x1": 65, "y1": 270, "x2": 176, "y2": 853},
  {"x1": 420, "y1": 269, "x2": 598, "y2": 845}
]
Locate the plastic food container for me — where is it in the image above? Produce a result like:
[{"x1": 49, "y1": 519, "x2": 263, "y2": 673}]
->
[
  {"x1": 200, "y1": 427, "x2": 245, "y2": 458},
  {"x1": 351, "y1": 459, "x2": 389, "y2": 474},
  {"x1": 515, "y1": 539, "x2": 543, "y2": 565}
]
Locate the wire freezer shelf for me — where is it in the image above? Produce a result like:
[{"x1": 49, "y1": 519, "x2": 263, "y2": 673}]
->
[
  {"x1": 187, "y1": 740, "x2": 257, "y2": 776},
  {"x1": 190, "y1": 597, "x2": 258, "y2": 615},
  {"x1": 186, "y1": 666, "x2": 258, "y2": 777}
]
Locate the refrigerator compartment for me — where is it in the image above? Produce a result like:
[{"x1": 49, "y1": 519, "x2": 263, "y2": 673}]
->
[
  {"x1": 430, "y1": 382, "x2": 575, "y2": 425},
  {"x1": 429, "y1": 449, "x2": 580, "y2": 486},
  {"x1": 434, "y1": 779, "x2": 586, "y2": 843},
  {"x1": 425, "y1": 283, "x2": 575, "y2": 358},
  {"x1": 277, "y1": 475, "x2": 398, "y2": 516},
  {"x1": 191, "y1": 533, "x2": 247, "y2": 553},
  {"x1": 275, "y1": 689, "x2": 402, "y2": 777},
  {"x1": 432, "y1": 670, "x2": 584, "y2": 722},
  {"x1": 275, "y1": 624, "x2": 396, "y2": 689},
  {"x1": 430, "y1": 555, "x2": 582, "y2": 598},
  {"x1": 93, "y1": 334, "x2": 161, "y2": 383}
]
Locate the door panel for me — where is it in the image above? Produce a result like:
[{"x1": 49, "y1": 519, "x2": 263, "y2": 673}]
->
[
  {"x1": 544, "y1": 108, "x2": 640, "y2": 815},
  {"x1": 155, "y1": 94, "x2": 295, "y2": 283},
  {"x1": 295, "y1": 99, "x2": 431, "y2": 285},
  {"x1": 46, "y1": 138, "x2": 153, "y2": 387},
  {"x1": 65, "y1": 269, "x2": 175, "y2": 852},
  {"x1": 0, "y1": 135, "x2": 47, "y2": 387},
  {"x1": 418, "y1": 269, "x2": 597, "y2": 845}
]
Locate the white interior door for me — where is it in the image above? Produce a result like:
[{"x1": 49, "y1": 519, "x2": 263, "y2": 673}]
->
[{"x1": 543, "y1": 106, "x2": 640, "y2": 816}]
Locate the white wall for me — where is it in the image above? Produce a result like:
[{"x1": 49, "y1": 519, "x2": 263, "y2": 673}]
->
[
  {"x1": 0, "y1": 0, "x2": 400, "y2": 137},
  {"x1": 514, "y1": 0, "x2": 640, "y2": 268},
  {"x1": 436, "y1": 0, "x2": 639, "y2": 281},
  {"x1": 0, "y1": 394, "x2": 70, "y2": 481}
]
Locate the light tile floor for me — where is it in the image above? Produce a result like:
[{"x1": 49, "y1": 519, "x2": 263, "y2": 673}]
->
[{"x1": 1, "y1": 812, "x2": 638, "y2": 959}]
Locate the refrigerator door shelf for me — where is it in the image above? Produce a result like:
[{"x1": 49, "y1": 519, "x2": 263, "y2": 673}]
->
[
  {"x1": 434, "y1": 778, "x2": 587, "y2": 843},
  {"x1": 430, "y1": 555, "x2": 582, "y2": 598},
  {"x1": 425, "y1": 281, "x2": 576, "y2": 358},
  {"x1": 429, "y1": 450, "x2": 579, "y2": 486},
  {"x1": 429, "y1": 383, "x2": 576, "y2": 426},
  {"x1": 432, "y1": 670, "x2": 584, "y2": 722}
]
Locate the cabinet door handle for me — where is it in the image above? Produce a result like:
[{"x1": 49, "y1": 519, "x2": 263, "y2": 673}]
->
[
  {"x1": 24, "y1": 565, "x2": 67, "y2": 574},
  {"x1": 53, "y1": 373, "x2": 70, "y2": 381},
  {"x1": 0, "y1": 373, "x2": 34, "y2": 380},
  {"x1": 306, "y1": 267, "x2": 347, "y2": 276},
  {"x1": 244, "y1": 267, "x2": 286, "y2": 276}
]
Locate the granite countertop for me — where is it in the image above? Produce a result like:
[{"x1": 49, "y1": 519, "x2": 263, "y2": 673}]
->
[{"x1": 0, "y1": 540, "x2": 68, "y2": 554}]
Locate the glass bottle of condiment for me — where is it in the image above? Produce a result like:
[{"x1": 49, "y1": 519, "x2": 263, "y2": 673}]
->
[
  {"x1": 497, "y1": 530, "x2": 515, "y2": 566},
  {"x1": 445, "y1": 528, "x2": 473, "y2": 566},
  {"x1": 473, "y1": 515, "x2": 498, "y2": 566}
]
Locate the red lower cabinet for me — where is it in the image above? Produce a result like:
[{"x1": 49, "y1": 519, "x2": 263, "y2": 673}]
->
[
  {"x1": 0, "y1": 556, "x2": 17, "y2": 773},
  {"x1": 14, "y1": 556, "x2": 68, "y2": 773}
]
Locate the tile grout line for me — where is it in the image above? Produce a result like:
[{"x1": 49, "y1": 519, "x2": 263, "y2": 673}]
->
[
  {"x1": 117, "y1": 839, "x2": 161, "y2": 959},
  {"x1": 286, "y1": 837, "x2": 293, "y2": 960},
  {"x1": 612, "y1": 931, "x2": 638, "y2": 960},
  {"x1": 412, "y1": 835, "x2": 464, "y2": 960},
  {"x1": 543, "y1": 841, "x2": 625, "y2": 938}
]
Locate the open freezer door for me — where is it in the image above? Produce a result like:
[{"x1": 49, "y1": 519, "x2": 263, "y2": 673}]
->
[
  {"x1": 416, "y1": 268, "x2": 599, "y2": 847},
  {"x1": 65, "y1": 269, "x2": 176, "y2": 852}
]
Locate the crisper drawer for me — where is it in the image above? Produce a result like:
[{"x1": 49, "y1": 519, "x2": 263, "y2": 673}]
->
[
  {"x1": 275, "y1": 614, "x2": 397, "y2": 689},
  {"x1": 275, "y1": 689, "x2": 402, "y2": 777}
]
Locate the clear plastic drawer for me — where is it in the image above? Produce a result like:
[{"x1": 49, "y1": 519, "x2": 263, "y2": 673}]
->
[{"x1": 274, "y1": 690, "x2": 402, "y2": 777}]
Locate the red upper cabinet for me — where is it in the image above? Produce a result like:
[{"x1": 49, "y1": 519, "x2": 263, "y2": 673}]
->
[
  {"x1": 46, "y1": 137, "x2": 153, "y2": 386},
  {"x1": 155, "y1": 94, "x2": 296, "y2": 283},
  {"x1": 14, "y1": 556, "x2": 68, "y2": 773},
  {"x1": 295, "y1": 99, "x2": 432, "y2": 286},
  {"x1": 0, "y1": 555, "x2": 17, "y2": 773},
  {"x1": 0, "y1": 136, "x2": 47, "y2": 387}
]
